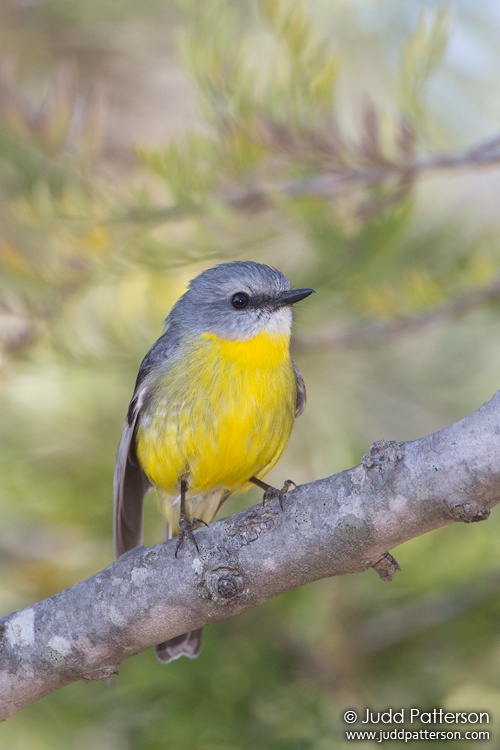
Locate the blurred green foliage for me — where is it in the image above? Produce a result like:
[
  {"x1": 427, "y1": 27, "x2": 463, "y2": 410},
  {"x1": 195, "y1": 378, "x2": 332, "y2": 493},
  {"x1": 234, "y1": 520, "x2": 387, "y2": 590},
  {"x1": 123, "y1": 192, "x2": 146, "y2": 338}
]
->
[{"x1": 1, "y1": 1, "x2": 500, "y2": 748}]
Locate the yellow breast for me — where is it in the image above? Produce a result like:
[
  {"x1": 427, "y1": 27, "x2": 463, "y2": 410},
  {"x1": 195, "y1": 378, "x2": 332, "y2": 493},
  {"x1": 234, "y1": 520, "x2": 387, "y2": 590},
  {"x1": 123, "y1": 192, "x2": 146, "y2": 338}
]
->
[{"x1": 136, "y1": 330, "x2": 296, "y2": 497}]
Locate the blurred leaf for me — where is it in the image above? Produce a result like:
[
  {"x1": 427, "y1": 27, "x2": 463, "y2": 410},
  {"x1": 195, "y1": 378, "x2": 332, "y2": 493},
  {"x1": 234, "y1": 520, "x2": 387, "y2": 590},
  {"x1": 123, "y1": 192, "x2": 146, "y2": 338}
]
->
[{"x1": 399, "y1": 8, "x2": 449, "y2": 136}]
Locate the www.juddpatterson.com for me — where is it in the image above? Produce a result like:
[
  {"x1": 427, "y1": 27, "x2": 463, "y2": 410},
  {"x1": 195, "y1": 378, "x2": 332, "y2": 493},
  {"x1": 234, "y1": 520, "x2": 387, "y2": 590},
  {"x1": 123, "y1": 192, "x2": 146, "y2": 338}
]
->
[{"x1": 342, "y1": 709, "x2": 491, "y2": 743}]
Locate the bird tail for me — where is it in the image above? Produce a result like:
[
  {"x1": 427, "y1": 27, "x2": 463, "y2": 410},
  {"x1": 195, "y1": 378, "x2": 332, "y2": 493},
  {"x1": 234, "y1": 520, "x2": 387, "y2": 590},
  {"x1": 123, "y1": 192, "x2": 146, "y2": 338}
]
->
[
  {"x1": 154, "y1": 488, "x2": 231, "y2": 663},
  {"x1": 152, "y1": 511, "x2": 204, "y2": 663},
  {"x1": 155, "y1": 628, "x2": 203, "y2": 663}
]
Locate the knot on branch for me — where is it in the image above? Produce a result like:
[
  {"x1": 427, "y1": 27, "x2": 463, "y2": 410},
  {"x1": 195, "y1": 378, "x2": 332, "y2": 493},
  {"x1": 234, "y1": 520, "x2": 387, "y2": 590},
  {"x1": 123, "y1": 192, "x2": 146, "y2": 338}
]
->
[
  {"x1": 372, "y1": 552, "x2": 401, "y2": 582},
  {"x1": 226, "y1": 507, "x2": 277, "y2": 548},
  {"x1": 82, "y1": 666, "x2": 119, "y2": 686},
  {"x1": 448, "y1": 501, "x2": 491, "y2": 524},
  {"x1": 203, "y1": 567, "x2": 248, "y2": 605},
  {"x1": 362, "y1": 439, "x2": 405, "y2": 472}
]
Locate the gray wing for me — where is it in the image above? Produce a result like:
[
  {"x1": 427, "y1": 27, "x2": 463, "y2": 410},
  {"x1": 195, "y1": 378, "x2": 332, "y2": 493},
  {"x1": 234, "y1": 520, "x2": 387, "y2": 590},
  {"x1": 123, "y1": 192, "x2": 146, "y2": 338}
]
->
[
  {"x1": 292, "y1": 358, "x2": 306, "y2": 417},
  {"x1": 114, "y1": 331, "x2": 180, "y2": 558},
  {"x1": 113, "y1": 383, "x2": 151, "y2": 558}
]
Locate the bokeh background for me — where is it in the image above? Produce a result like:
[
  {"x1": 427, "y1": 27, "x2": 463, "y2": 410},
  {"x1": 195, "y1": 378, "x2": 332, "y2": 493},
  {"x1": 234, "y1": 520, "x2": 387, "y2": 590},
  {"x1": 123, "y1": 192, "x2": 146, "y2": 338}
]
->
[{"x1": 1, "y1": 1, "x2": 500, "y2": 748}]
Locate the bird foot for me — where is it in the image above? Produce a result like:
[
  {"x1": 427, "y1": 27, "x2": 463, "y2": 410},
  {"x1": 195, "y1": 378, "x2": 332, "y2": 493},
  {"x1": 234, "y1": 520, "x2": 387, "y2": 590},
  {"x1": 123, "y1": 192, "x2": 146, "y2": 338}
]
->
[
  {"x1": 262, "y1": 479, "x2": 297, "y2": 510},
  {"x1": 175, "y1": 514, "x2": 208, "y2": 557}
]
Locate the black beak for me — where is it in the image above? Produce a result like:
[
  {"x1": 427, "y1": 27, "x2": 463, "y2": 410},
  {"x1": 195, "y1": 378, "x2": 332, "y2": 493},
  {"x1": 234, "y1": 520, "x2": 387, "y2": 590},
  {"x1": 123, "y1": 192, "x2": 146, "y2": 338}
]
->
[{"x1": 275, "y1": 288, "x2": 315, "y2": 308}]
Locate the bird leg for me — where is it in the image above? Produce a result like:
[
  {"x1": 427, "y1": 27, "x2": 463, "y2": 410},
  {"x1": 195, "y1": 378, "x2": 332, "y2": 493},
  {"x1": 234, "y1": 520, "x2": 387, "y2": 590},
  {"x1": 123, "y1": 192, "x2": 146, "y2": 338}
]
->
[
  {"x1": 250, "y1": 476, "x2": 297, "y2": 510},
  {"x1": 175, "y1": 477, "x2": 208, "y2": 557}
]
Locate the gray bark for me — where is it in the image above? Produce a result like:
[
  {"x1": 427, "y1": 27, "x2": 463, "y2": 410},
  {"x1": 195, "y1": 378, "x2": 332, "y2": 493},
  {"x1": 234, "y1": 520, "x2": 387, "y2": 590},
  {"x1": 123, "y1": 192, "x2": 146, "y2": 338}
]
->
[{"x1": 1, "y1": 391, "x2": 500, "y2": 720}]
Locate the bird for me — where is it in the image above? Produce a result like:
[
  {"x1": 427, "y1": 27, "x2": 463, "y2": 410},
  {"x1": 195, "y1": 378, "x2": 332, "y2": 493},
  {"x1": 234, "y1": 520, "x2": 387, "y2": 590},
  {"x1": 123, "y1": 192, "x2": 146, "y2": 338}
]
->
[{"x1": 113, "y1": 260, "x2": 313, "y2": 663}]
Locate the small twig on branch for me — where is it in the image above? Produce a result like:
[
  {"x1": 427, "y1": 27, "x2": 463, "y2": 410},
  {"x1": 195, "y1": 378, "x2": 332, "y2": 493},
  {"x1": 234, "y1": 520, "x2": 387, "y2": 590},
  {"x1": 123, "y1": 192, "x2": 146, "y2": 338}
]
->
[
  {"x1": 293, "y1": 275, "x2": 500, "y2": 352},
  {"x1": 1, "y1": 391, "x2": 500, "y2": 720}
]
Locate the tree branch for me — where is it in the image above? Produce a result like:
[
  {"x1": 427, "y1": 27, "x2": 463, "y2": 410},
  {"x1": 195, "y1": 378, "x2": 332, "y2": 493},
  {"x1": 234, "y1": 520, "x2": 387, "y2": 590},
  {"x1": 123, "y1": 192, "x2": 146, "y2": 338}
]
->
[{"x1": 2, "y1": 392, "x2": 500, "y2": 720}]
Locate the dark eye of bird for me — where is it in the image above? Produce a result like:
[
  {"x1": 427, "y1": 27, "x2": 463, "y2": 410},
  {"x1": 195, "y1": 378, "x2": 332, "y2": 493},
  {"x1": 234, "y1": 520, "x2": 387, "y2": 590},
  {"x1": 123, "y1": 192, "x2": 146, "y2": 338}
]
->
[{"x1": 231, "y1": 292, "x2": 250, "y2": 310}]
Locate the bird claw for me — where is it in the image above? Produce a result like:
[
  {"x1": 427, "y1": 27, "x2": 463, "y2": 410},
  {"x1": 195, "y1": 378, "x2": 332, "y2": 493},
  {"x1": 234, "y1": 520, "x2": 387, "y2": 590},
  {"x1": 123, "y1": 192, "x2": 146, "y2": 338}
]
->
[
  {"x1": 262, "y1": 479, "x2": 297, "y2": 510},
  {"x1": 175, "y1": 514, "x2": 208, "y2": 557}
]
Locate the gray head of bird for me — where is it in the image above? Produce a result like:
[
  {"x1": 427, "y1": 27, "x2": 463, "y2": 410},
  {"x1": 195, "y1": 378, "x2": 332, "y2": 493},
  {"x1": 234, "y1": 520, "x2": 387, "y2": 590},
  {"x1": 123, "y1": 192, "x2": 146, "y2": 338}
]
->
[{"x1": 165, "y1": 260, "x2": 314, "y2": 341}]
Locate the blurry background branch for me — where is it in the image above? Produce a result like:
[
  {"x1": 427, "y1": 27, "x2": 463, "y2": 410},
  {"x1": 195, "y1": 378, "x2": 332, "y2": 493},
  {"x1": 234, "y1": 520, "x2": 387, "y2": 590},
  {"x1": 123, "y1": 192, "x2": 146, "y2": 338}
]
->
[
  {"x1": 224, "y1": 131, "x2": 500, "y2": 213},
  {"x1": 293, "y1": 273, "x2": 500, "y2": 351},
  {"x1": 354, "y1": 568, "x2": 500, "y2": 655},
  {"x1": 1, "y1": 391, "x2": 499, "y2": 721}
]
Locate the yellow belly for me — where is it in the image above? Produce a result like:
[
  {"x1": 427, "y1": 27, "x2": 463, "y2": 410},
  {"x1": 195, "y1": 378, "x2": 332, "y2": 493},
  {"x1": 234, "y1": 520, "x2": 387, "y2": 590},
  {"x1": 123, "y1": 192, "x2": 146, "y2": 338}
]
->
[{"x1": 135, "y1": 331, "x2": 297, "y2": 498}]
